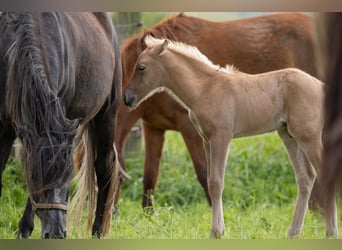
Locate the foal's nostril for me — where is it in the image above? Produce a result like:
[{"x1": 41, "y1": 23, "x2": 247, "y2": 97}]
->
[
  {"x1": 123, "y1": 93, "x2": 129, "y2": 105},
  {"x1": 123, "y1": 92, "x2": 136, "y2": 107}
]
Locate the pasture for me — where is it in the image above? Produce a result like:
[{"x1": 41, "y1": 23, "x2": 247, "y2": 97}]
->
[{"x1": 1, "y1": 131, "x2": 340, "y2": 238}]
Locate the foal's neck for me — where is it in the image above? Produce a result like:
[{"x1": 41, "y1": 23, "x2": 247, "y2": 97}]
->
[{"x1": 162, "y1": 52, "x2": 216, "y2": 109}]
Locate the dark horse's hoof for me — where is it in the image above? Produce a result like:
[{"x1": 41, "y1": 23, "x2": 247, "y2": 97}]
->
[
  {"x1": 92, "y1": 231, "x2": 102, "y2": 239},
  {"x1": 16, "y1": 229, "x2": 32, "y2": 239}
]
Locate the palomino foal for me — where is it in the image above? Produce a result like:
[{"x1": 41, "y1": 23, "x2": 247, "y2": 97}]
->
[{"x1": 123, "y1": 36, "x2": 338, "y2": 238}]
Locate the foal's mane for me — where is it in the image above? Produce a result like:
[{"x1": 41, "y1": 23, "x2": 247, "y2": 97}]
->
[{"x1": 144, "y1": 35, "x2": 238, "y2": 74}]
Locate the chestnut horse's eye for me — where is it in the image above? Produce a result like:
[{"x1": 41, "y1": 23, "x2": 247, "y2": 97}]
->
[{"x1": 137, "y1": 64, "x2": 145, "y2": 72}]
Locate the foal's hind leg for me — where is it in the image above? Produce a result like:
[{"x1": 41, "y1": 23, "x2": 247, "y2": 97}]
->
[{"x1": 277, "y1": 128, "x2": 316, "y2": 237}]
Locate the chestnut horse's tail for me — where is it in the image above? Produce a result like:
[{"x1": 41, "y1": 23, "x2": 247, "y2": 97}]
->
[{"x1": 68, "y1": 124, "x2": 120, "y2": 236}]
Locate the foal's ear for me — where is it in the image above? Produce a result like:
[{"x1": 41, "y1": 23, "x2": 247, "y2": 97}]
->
[{"x1": 156, "y1": 40, "x2": 169, "y2": 56}]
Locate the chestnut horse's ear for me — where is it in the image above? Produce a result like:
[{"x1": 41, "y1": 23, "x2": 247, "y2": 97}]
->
[{"x1": 156, "y1": 39, "x2": 169, "y2": 55}]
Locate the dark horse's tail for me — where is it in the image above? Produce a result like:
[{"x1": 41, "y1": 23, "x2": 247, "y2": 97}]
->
[
  {"x1": 68, "y1": 13, "x2": 122, "y2": 236},
  {"x1": 317, "y1": 13, "x2": 342, "y2": 209},
  {"x1": 6, "y1": 13, "x2": 77, "y2": 191}
]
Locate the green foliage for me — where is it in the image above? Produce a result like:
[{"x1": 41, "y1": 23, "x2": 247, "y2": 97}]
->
[
  {"x1": 0, "y1": 157, "x2": 27, "y2": 237},
  {"x1": 141, "y1": 12, "x2": 174, "y2": 28},
  {"x1": 0, "y1": 132, "x2": 341, "y2": 238}
]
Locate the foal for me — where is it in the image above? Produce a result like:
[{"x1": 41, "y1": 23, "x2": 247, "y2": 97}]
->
[{"x1": 124, "y1": 36, "x2": 338, "y2": 238}]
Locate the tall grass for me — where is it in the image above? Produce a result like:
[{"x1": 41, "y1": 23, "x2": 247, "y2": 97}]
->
[{"x1": 0, "y1": 132, "x2": 340, "y2": 238}]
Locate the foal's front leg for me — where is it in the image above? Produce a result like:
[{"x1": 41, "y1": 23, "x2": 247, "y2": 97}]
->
[{"x1": 205, "y1": 133, "x2": 231, "y2": 239}]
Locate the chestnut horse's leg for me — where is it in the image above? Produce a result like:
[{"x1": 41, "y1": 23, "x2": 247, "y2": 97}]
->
[
  {"x1": 277, "y1": 128, "x2": 317, "y2": 237},
  {"x1": 17, "y1": 198, "x2": 35, "y2": 239},
  {"x1": 205, "y1": 132, "x2": 231, "y2": 239},
  {"x1": 141, "y1": 121, "x2": 165, "y2": 212},
  {"x1": 114, "y1": 103, "x2": 142, "y2": 210},
  {"x1": 180, "y1": 123, "x2": 211, "y2": 205}
]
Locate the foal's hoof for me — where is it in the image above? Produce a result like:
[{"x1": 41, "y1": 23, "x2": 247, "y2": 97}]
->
[
  {"x1": 210, "y1": 230, "x2": 224, "y2": 239},
  {"x1": 288, "y1": 228, "x2": 301, "y2": 238},
  {"x1": 326, "y1": 229, "x2": 338, "y2": 238}
]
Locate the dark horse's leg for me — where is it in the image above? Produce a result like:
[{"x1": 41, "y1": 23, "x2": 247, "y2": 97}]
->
[
  {"x1": 0, "y1": 124, "x2": 35, "y2": 238},
  {"x1": 91, "y1": 104, "x2": 118, "y2": 238},
  {"x1": 0, "y1": 123, "x2": 16, "y2": 197},
  {"x1": 17, "y1": 198, "x2": 35, "y2": 239}
]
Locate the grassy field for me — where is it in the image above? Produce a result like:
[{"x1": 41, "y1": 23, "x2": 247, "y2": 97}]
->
[{"x1": 0, "y1": 131, "x2": 340, "y2": 239}]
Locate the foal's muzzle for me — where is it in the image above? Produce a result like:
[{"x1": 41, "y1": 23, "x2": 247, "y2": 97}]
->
[{"x1": 123, "y1": 90, "x2": 137, "y2": 108}]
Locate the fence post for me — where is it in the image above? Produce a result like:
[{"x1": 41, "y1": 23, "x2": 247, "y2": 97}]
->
[{"x1": 112, "y1": 12, "x2": 143, "y2": 44}]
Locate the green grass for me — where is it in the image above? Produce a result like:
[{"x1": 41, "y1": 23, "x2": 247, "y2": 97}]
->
[{"x1": 0, "y1": 131, "x2": 341, "y2": 239}]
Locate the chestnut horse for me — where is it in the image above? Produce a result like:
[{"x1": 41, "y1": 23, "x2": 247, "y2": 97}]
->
[
  {"x1": 123, "y1": 36, "x2": 337, "y2": 238},
  {"x1": 117, "y1": 12, "x2": 318, "y2": 210}
]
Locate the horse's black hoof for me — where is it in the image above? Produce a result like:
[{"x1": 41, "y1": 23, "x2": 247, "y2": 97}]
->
[
  {"x1": 16, "y1": 230, "x2": 32, "y2": 239},
  {"x1": 92, "y1": 231, "x2": 102, "y2": 239},
  {"x1": 143, "y1": 206, "x2": 155, "y2": 216}
]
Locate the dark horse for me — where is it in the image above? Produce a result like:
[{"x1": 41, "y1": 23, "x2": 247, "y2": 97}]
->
[
  {"x1": 317, "y1": 13, "x2": 342, "y2": 227},
  {"x1": 0, "y1": 12, "x2": 121, "y2": 238},
  {"x1": 115, "y1": 12, "x2": 319, "y2": 210}
]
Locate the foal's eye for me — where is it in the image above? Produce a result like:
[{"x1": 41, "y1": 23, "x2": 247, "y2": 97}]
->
[{"x1": 137, "y1": 64, "x2": 145, "y2": 72}]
